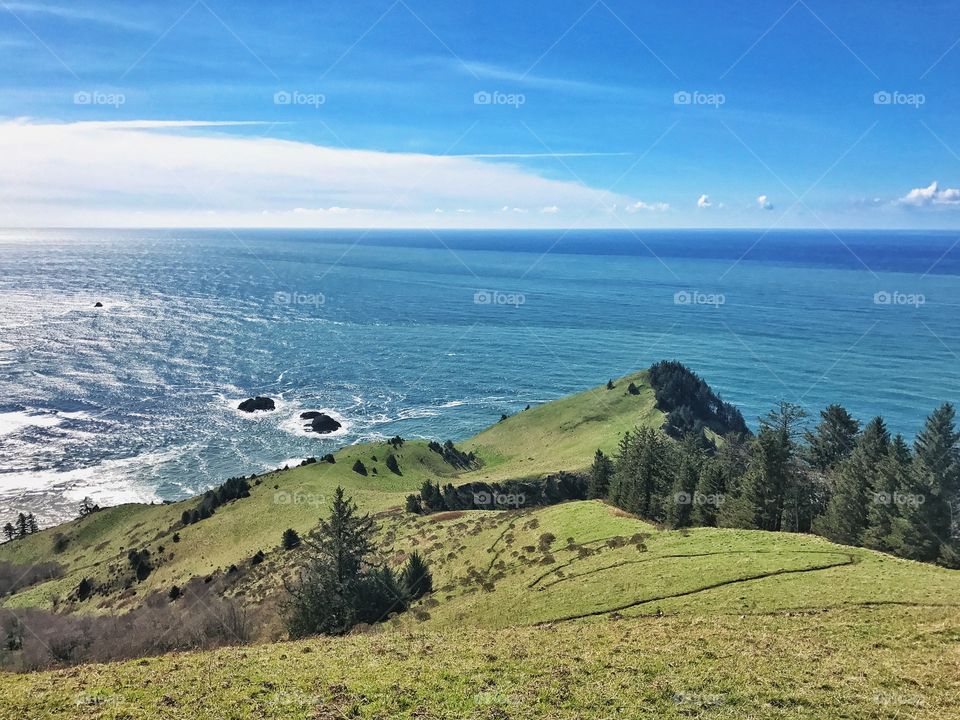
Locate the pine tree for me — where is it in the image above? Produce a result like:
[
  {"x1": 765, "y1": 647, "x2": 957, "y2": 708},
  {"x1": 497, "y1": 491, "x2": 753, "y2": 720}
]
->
[
  {"x1": 609, "y1": 428, "x2": 671, "y2": 519},
  {"x1": 692, "y1": 460, "x2": 726, "y2": 527},
  {"x1": 731, "y1": 405, "x2": 802, "y2": 531},
  {"x1": 586, "y1": 449, "x2": 614, "y2": 499},
  {"x1": 813, "y1": 417, "x2": 890, "y2": 545},
  {"x1": 2, "y1": 523, "x2": 14, "y2": 542},
  {"x1": 667, "y1": 443, "x2": 700, "y2": 528},
  {"x1": 14, "y1": 513, "x2": 28, "y2": 539},
  {"x1": 285, "y1": 487, "x2": 387, "y2": 637},
  {"x1": 26, "y1": 513, "x2": 38, "y2": 534},
  {"x1": 862, "y1": 434, "x2": 911, "y2": 551},
  {"x1": 889, "y1": 404, "x2": 959, "y2": 564},
  {"x1": 316, "y1": 487, "x2": 375, "y2": 584},
  {"x1": 804, "y1": 404, "x2": 861, "y2": 472},
  {"x1": 400, "y1": 551, "x2": 433, "y2": 599},
  {"x1": 281, "y1": 528, "x2": 301, "y2": 550}
]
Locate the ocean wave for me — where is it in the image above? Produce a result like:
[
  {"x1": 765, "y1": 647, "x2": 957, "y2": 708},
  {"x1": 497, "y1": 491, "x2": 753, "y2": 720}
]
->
[{"x1": 0, "y1": 410, "x2": 62, "y2": 436}]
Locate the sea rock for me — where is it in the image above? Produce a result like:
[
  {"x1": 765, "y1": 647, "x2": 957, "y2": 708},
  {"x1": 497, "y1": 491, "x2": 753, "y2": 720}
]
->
[
  {"x1": 306, "y1": 413, "x2": 341, "y2": 434},
  {"x1": 300, "y1": 411, "x2": 321, "y2": 420},
  {"x1": 238, "y1": 396, "x2": 275, "y2": 412},
  {"x1": 94, "y1": 302, "x2": 103, "y2": 308}
]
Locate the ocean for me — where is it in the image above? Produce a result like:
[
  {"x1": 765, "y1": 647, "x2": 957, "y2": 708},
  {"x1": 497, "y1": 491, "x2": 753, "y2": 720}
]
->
[{"x1": 1, "y1": 228, "x2": 957, "y2": 524}]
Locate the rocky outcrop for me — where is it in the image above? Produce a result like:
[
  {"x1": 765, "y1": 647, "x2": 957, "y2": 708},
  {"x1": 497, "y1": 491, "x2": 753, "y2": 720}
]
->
[
  {"x1": 307, "y1": 413, "x2": 341, "y2": 434},
  {"x1": 238, "y1": 396, "x2": 275, "y2": 412}
]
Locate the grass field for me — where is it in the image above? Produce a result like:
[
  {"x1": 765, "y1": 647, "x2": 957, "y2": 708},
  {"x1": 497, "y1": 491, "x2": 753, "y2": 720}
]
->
[{"x1": 2, "y1": 369, "x2": 960, "y2": 718}]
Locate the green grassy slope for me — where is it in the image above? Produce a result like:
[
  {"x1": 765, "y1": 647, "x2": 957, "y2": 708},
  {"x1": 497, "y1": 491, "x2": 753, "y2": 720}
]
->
[
  {"x1": 0, "y1": 371, "x2": 661, "y2": 610},
  {"x1": 2, "y1": 369, "x2": 960, "y2": 718},
  {"x1": 462, "y1": 370, "x2": 661, "y2": 481}
]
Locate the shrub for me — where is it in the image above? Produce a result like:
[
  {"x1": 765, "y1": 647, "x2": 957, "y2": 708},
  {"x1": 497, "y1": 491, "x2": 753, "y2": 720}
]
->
[
  {"x1": 352, "y1": 460, "x2": 368, "y2": 476},
  {"x1": 385, "y1": 454, "x2": 401, "y2": 475},
  {"x1": 282, "y1": 528, "x2": 301, "y2": 550}
]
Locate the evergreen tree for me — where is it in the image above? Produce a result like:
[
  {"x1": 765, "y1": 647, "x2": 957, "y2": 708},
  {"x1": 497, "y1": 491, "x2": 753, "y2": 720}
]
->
[
  {"x1": 889, "y1": 404, "x2": 959, "y2": 564},
  {"x1": 14, "y1": 513, "x2": 28, "y2": 539},
  {"x1": 586, "y1": 449, "x2": 614, "y2": 499},
  {"x1": 26, "y1": 513, "x2": 38, "y2": 534},
  {"x1": 609, "y1": 427, "x2": 671, "y2": 519},
  {"x1": 692, "y1": 459, "x2": 726, "y2": 527},
  {"x1": 2, "y1": 523, "x2": 13, "y2": 542},
  {"x1": 285, "y1": 487, "x2": 402, "y2": 637},
  {"x1": 667, "y1": 442, "x2": 701, "y2": 528},
  {"x1": 862, "y1": 435, "x2": 911, "y2": 551},
  {"x1": 281, "y1": 528, "x2": 301, "y2": 550},
  {"x1": 813, "y1": 417, "x2": 890, "y2": 545},
  {"x1": 804, "y1": 404, "x2": 861, "y2": 472},
  {"x1": 316, "y1": 487, "x2": 375, "y2": 585},
  {"x1": 400, "y1": 551, "x2": 433, "y2": 599}
]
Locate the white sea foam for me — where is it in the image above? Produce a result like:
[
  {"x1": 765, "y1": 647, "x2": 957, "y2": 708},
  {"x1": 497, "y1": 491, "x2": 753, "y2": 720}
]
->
[
  {"x1": 0, "y1": 411, "x2": 61, "y2": 436},
  {"x1": 279, "y1": 407, "x2": 351, "y2": 439}
]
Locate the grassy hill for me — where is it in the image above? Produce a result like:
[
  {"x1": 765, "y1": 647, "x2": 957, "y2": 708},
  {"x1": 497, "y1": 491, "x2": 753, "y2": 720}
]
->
[
  {"x1": 0, "y1": 371, "x2": 660, "y2": 613},
  {"x1": 2, "y1": 369, "x2": 959, "y2": 718}
]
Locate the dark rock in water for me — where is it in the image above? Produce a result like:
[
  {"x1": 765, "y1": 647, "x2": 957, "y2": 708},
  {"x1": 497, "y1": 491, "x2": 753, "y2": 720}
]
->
[
  {"x1": 308, "y1": 413, "x2": 341, "y2": 434},
  {"x1": 300, "y1": 410, "x2": 321, "y2": 420},
  {"x1": 238, "y1": 396, "x2": 275, "y2": 412},
  {"x1": 94, "y1": 302, "x2": 103, "y2": 308}
]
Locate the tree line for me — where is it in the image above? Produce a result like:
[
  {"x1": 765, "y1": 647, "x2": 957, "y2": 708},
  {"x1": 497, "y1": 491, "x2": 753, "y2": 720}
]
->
[
  {"x1": 589, "y1": 395, "x2": 960, "y2": 567},
  {"x1": 406, "y1": 472, "x2": 587, "y2": 514}
]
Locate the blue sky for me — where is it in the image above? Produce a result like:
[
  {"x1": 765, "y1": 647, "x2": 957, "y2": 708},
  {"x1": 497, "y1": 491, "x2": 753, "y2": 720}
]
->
[{"x1": 2, "y1": 0, "x2": 960, "y2": 227}]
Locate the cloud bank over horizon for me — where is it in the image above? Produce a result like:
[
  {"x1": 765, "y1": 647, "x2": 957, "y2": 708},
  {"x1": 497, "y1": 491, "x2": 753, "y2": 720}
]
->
[{"x1": 0, "y1": 119, "x2": 670, "y2": 228}]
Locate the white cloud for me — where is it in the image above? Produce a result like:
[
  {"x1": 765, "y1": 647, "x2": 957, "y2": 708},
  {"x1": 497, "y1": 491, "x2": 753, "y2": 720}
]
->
[
  {"x1": 541, "y1": 205, "x2": 560, "y2": 214},
  {"x1": 697, "y1": 194, "x2": 711, "y2": 208},
  {"x1": 897, "y1": 181, "x2": 960, "y2": 207},
  {"x1": 757, "y1": 194, "x2": 773, "y2": 210},
  {"x1": 0, "y1": 119, "x2": 647, "y2": 228},
  {"x1": 624, "y1": 200, "x2": 669, "y2": 213}
]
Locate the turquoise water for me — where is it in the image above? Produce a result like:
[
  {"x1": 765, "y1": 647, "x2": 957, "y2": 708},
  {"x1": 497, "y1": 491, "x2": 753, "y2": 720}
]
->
[{"x1": 1, "y1": 229, "x2": 957, "y2": 522}]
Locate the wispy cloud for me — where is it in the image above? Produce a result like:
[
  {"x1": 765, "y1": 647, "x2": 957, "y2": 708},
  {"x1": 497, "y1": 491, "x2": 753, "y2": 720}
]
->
[{"x1": 1, "y1": 2, "x2": 151, "y2": 32}]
